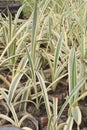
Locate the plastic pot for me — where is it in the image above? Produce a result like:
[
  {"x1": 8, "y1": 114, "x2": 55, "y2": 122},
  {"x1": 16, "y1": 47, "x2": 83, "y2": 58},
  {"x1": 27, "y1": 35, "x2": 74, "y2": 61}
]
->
[
  {"x1": 17, "y1": 111, "x2": 38, "y2": 130},
  {"x1": 0, "y1": 101, "x2": 9, "y2": 125},
  {"x1": 0, "y1": 1, "x2": 23, "y2": 18},
  {"x1": 0, "y1": 126, "x2": 22, "y2": 130}
]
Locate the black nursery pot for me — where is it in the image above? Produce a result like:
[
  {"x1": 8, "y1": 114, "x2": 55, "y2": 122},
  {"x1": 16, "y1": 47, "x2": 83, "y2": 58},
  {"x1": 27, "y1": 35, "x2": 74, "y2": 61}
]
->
[
  {"x1": 0, "y1": 1, "x2": 23, "y2": 18},
  {"x1": 0, "y1": 101, "x2": 9, "y2": 126}
]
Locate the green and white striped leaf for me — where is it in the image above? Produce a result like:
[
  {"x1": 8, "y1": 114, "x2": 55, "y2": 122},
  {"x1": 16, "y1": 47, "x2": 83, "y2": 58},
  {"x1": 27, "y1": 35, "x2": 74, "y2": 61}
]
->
[
  {"x1": 71, "y1": 106, "x2": 82, "y2": 125},
  {"x1": 73, "y1": 92, "x2": 87, "y2": 105},
  {"x1": 31, "y1": 0, "x2": 37, "y2": 62},
  {"x1": 0, "y1": 91, "x2": 8, "y2": 103},
  {"x1": 24, "y1": 43, "x2": 34, "y2": 78},
  {"x1": 12, "y1": 4, "x2": 25, "y2": 37},
  {"x1": 54, "y1": 32, "x2": 63, "y2": 74},
  {"x1": 18, "y1": 114, "x2": 31, "y2": 127},
  {"x1": 57, "y1": 123, "x2": 67, "y2": 130},
  {"x1": 68, "y1": 47, "x2": 77, "y2": 104},
  {"x1": 41, "y1": 0, "x2": 50, "y2": 14},
  {"x1": 63, "y1": 116, "x2": 73, "y2": 130},
  {"x1": 47, "y1": 115, "x2": 54, "y2": 130},
  {"x1": 0, "y1": 114, "x2": 15, "y2": 126},
  {"x1": 36, "y1": 72, "x2": 51, "y2": 118},
  {"x1": 9, "y1": 103, "x2": 19, "y2": 125},
  {"x1": 20, "y1": 80, "x2": 30, "y2": 111},
  {"x1": 0, "y1": 20, "x2": 30, "y2": 62},
  {"x1": 55, "y1": 77, "x2": 86, "y2": 123},
  {"x1": 8, "y1": 56, "x2": 28, "y2": 103}
]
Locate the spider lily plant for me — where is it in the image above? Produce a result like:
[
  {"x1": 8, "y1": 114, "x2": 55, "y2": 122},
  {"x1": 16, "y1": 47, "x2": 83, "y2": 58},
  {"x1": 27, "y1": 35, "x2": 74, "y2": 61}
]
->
[
  {"x1": 62, "y1": 47, "x2": 86, "y2": 130},
  {"x1": 0, "y1": 55, "x2": 32, "y2": 127},
  {"x1": 36, "y1": 69, "x2": 86, "y2": 130},
  {"x1": 36, "y1": 44, "x2": 87, "y2": 130},
  {"x1": 0, "y1": 4, "x2": 32, "y2": 93},
  {"x1": 19, "y1": 0, "x2": 60, "y2": 110},
  {"x1": 76, "y1": 2, "x2": 87, "y2": 94},
  {"x1": 42, "y1": 32, "x2": 68, "y2": 91},
  {"x1": 20, "y1": 1, "x2": 39, "y2": 110},
  {"x1": 0, "y1": 4, "x2": 29, "y2": 77}
]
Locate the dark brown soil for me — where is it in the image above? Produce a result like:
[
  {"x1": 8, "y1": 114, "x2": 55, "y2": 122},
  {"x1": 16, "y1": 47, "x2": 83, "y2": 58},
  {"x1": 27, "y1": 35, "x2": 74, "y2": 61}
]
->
[
  {"x1": 0, "y1": 102, "x2": 9, "y2": 125},
  {"x1": 79, "y1": 97, "x2": 87, "y2": 129},
  {"x1": 0, "y1": 103, "x2": 7, "y2": 115}
]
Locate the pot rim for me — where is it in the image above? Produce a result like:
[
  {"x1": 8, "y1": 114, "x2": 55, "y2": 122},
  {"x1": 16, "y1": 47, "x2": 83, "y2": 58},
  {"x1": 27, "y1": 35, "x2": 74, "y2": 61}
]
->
[{"x1": 0, "y1": 125, "x2": 23, "y2": 130}]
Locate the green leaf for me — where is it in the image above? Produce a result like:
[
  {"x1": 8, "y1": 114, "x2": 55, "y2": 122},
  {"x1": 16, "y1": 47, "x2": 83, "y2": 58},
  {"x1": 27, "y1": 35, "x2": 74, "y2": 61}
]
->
[
  {"x1": 68, "y1": 47, "x2": 77, "y2": 104},
  {"x1": 9, "y1": 103, "x2": 19, "y2": 125},
  {"x1": 31, "y1": 0, "x2": 37, "y2": 62},
  {"x1": 41, "y1": 0, "x2": 50, "y2": 14},
  {"x1": 12, "y1": 4, "x2": 25, "y2": 37},
  {"x1": 24, "y1": 43, "x2": 34, "y2": 78},
  {"x1": 0, "y1": 114, "x2": 15, "y2": 125},
  {"x1": 0, "y1": 91, "x2": 8, "y2": 103},
  {"x1": 18, "y1": 113, "x2": 38, "y2": 129},
  {"x1": 20, "y1": 80, "x2": 30, "y2": 111},
  {"x1": 57, "y1": 123, "x2": 67, "y2": 130},
  {"x1": 73, "y1": 92, "x2": 87, "y2": 105},
  {"x1": 55, "y1": 77, "x2": 86, "y2": 124},
  {"x1": 36, "y1": 72, "x2": 51, "y2": 118},
  {"x1": 18, "y1": 114, "x2": 31, "y2": 127},
  {"x1": 8, "y1": 56, "x2": 28, "y2": 103},
  {"x1": 8, "y1": 9, "x2": 12, "y2": 42},
  {"x1": 0, "y1": 20, "x2": 30, "y2": 62},
  {"x1": 47, "y1": 115, "x2": 54, "y2": 130},
  {"x1": 71, "y1": 106, "x2": 82, "y2": 125},
  {"x1": 69, "y1": 47, "x2": 77, "y2": 92},
  {"x1": 63, "y1": 116, "x2": 73, "y2": 130},
  {"x1": 54, "y1": 32, "x2": 63, "y2": 73}
]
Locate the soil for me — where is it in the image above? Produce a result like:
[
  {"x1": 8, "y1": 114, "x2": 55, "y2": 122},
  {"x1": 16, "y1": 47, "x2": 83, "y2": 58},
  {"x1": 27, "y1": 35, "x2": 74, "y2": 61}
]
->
[
  {"x1": 48, "y1": 82, "x2": 68, "y2": 107},
  {"x1": 79, "y1": 98, "x2": 87, "y2": 129}
]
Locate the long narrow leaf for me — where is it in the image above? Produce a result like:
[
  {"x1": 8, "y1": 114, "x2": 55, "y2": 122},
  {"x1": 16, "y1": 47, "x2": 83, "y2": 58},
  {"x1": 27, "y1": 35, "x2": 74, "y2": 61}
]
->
[
  {"x1": 8, "y1": 56, "x2": 28, "y2": 103},
  {"x1": 9, "y1": 103, "x2": 19, "y2": 125},
  {"x1": 36, "y1": 72, "x2": 51, "y2": 118},
  {"x1": 63, "y1": 116, "x2": 73, "y2": 130},
  {"x1": 24, "y1": 43, "x2": 34, "y2": 78},
  {"x1": 54, "y1": 32, "x2": 63, "y2": 73},
  {"x1": 71, "y1": 106, "x2": 82, "y2": 125},
  {"x1": 0, "y1": 91, "x2": 8, "y2": 103},
  {"x1": 0, "y1": 114, "x2": 15, "y2": 125},
  {"x1": 0, "y1": 20, "x2": 30, "y2": 62},
  {"x1": 68, "y1": 47, "x2": 77, "y2": 104},
  {"x1": 31, "y1": 0, "x2": 37, "y2": 62}
]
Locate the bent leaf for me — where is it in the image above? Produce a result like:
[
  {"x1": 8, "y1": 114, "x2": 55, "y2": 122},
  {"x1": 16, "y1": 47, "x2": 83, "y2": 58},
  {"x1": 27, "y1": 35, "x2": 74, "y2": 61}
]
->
[
  {"x1": 63, "y1": 116, "x2": 73, "y2": 130},
  {"x1": 71, "y1": 106, "x2": 82, "y2": 125}
]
